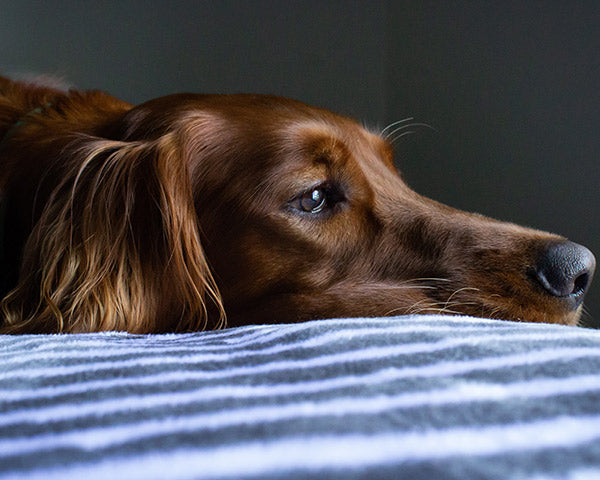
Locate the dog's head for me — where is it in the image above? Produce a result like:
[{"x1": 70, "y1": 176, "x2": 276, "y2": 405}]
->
[
  {"x1": 1, "y1": 92, "x2": 595, "y2": 332},
  {"x1": 119, "y1": 93, "x2": 596, "y2": 328}
]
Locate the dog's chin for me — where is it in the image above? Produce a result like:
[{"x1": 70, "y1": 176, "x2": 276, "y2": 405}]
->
[
  {"x1": 448, "y1": 300, "x2": 585, "y2": 327},
  {"x1": 527, "y1": 306, "x2": 584, "y2": 327}
]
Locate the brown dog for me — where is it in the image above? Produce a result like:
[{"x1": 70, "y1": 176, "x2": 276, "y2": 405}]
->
[{"x1": 0, "y1": 76, "x2": 595, "y2": 333}]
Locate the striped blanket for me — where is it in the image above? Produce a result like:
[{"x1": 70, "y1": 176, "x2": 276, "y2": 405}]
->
[{"x1": 2, "y1": 315, "x2": 600, "y2": 479}]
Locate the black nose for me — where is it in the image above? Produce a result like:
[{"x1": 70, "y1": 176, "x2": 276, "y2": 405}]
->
[{"x1": 534, "y1": 241, "x2": 596, "y2": 306}]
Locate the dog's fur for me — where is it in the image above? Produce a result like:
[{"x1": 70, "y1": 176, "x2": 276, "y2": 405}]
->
[{"x1": 0, "y1": 76, "x2": 594, "y2": 333}]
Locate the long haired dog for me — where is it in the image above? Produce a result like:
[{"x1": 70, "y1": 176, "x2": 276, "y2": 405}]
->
[{"x1": 0, "y1": 76, "x2": 595, "y2": 333}]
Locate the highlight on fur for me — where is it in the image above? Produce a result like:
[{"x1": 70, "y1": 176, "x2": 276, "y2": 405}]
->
[{"x1": 0, "y1": 75, "x2": 595, "y2": 333}]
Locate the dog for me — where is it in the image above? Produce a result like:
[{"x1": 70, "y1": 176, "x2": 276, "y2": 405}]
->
[{"x1": 0, "y1": 76, "x2": 595, "y2": 333}]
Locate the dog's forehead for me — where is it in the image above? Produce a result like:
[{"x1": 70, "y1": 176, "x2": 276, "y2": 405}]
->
[
  {"x1": 181, "y1": 98, "x2": 398, "y2": 191},
  {"x1": 281, "y1": 119, "x2": 393, "y2": 165},
  {"x1": 177, "y1": 95, "x2": 393, "y2": 160}
]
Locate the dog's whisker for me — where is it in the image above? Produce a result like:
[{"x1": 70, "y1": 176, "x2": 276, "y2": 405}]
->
[
  {"x1": 389, "y1": 130, "x2": 415, "y2": 145},
  {"x1": 385, "y1": 306, "x2": 409, "y2": 316},
  {"x1": 401, "y1": 277, "x2": 452, "y2": 285},
  {"x1": 406, "y1": 286, "x2": 436, "y2": 290},
  {"x1": 443, "y1": 287, "x2": 481, "y2": 309},
  {"x1": 380, "y1": 118, "x2": 414, "y2": 137},
  {"x1": 383, "y1": 281, "x2": 485, "y2": 319},
  {"x1": 577, "y1": 305, "x2": 595, "y2": 328},
  {"x1": 443, "y1": 301, "x2": 480, "y2": 308},
  {"x1": 384, "y1": 124, "x2": 414, "y2": 140},
  {"x1": 385, "y1": 306, "x2": 411, "y2": 316},
  {"x1": 385, "y1": 122, "x2": 437, "y2": 142},
  {"x1": 404, "y1": 296, "x2": 474, "y2": 317},
  {"x1": 388, "y1": 298, "x2": 437, "y2": 317},
  {"x1": 415, "y1": 303, "x2": 463, "y2": 316},
  {"x1": 413, "y1": 306, "x2": 444, "y2": 316},
  {"x1": 438, "y1": 308, "x2": 463, "y2": 315},
  {"x1": 581, "y1": 304, "x2": 592, "y2": 320},
  {"x1": 411, "y1": 299, "x2": 439, "y2": 310}
]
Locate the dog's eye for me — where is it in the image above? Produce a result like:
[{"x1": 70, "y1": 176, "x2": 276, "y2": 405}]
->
[
  {"x1": 290, "y1": 184, "x2": 343, "y2": 215},
  {"x1": 298, "y1": 188, "x2": 326, "y2": 213}
]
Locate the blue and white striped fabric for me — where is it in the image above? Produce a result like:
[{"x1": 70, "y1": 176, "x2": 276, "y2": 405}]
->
[{"x1": 2, "y1": 315, "x2": 600, "y2": 480}]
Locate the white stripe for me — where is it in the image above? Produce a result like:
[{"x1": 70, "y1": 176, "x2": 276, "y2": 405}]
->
[
  {"x1": 0, "y1": 323, "x2": 279, "y2": 355},
  {"x1": 3, "y1": 415, "x2": 600, "y2": 480},
  {"x1": 0, "y1": 314, "x2": 556, "y2": 355},
  {"x1": 0, "y1": 324, "x2": 288, "y2": 356},
  {"x1": 4, "y1": 365, "x2": 402, "y2": 404},
  {"x1": 525, "y1": 469, "x2": 600, "y2": 480},
  {"x1": 0, "y1": 313, "x2": 522, "y2": 357},
  {"x1": 0, "y1": 323, "x2": 517, "y2": 366},
  {"x1": 0, "y1": 318, "x2": 426, "y2": 358},
  {"x1": 1, "y1": 329, "x2": 596, "y2": 382},
  {"x1": 2, "y1": 344, "x2": 600, "y2": 405},
  {"x1": 3, "y1": 359, "x2": 600, "y2": 430},
  {"x1": 3, "y1": 365, "x2": 600, "y2": 456},
  {"x1": 0, "y1": 322, "x2": 481, "y2": 360}
]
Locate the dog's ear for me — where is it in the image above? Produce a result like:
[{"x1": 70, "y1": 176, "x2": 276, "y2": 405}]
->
[{"x1": 1, "y1": 133, "x2": 224, "y2": 333}]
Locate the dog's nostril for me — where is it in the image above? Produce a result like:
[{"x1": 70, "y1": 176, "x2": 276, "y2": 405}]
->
[
  {"x1": 573, "y1": 271, "x2": 591, "y2": 296},
  {"x1": 534, "y1": 241, "x2": 596, "y2": 304}
]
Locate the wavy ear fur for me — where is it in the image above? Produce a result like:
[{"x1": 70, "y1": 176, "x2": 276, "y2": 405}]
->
[{"x1": 1, "y1": 133, "x2": 224, "y2": 333}]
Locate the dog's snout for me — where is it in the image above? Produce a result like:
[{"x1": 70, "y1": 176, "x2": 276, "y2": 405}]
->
[{"x1": 534, "y1": 241, "x2": 596, "y2": 306}]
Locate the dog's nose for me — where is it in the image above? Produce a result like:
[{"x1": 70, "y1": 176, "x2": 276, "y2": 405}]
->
[{"x1": 534, "y1": 241, "x2": 596, "y2": 306}]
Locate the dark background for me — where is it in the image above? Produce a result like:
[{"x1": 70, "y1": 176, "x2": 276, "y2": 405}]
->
[{"x1": 2, "y1": 1, "x2": 599, "y2": 324}]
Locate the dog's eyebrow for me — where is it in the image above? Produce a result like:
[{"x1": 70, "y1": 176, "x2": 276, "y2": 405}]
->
[
  {"x1": 285, "y1": 122, "x2": 346, "y2": 161},
  {"x1": 287, "y1": 120, "x2": 396, "y2": 176}
]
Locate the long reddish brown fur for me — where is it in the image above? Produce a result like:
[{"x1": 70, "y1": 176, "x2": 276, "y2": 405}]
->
[
  {"x1": 0, "y1": 77, "x2": 222, "y2": 333},
  {"x1": 0, "y1": 76, "x2": 594, "y2": 333}
]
